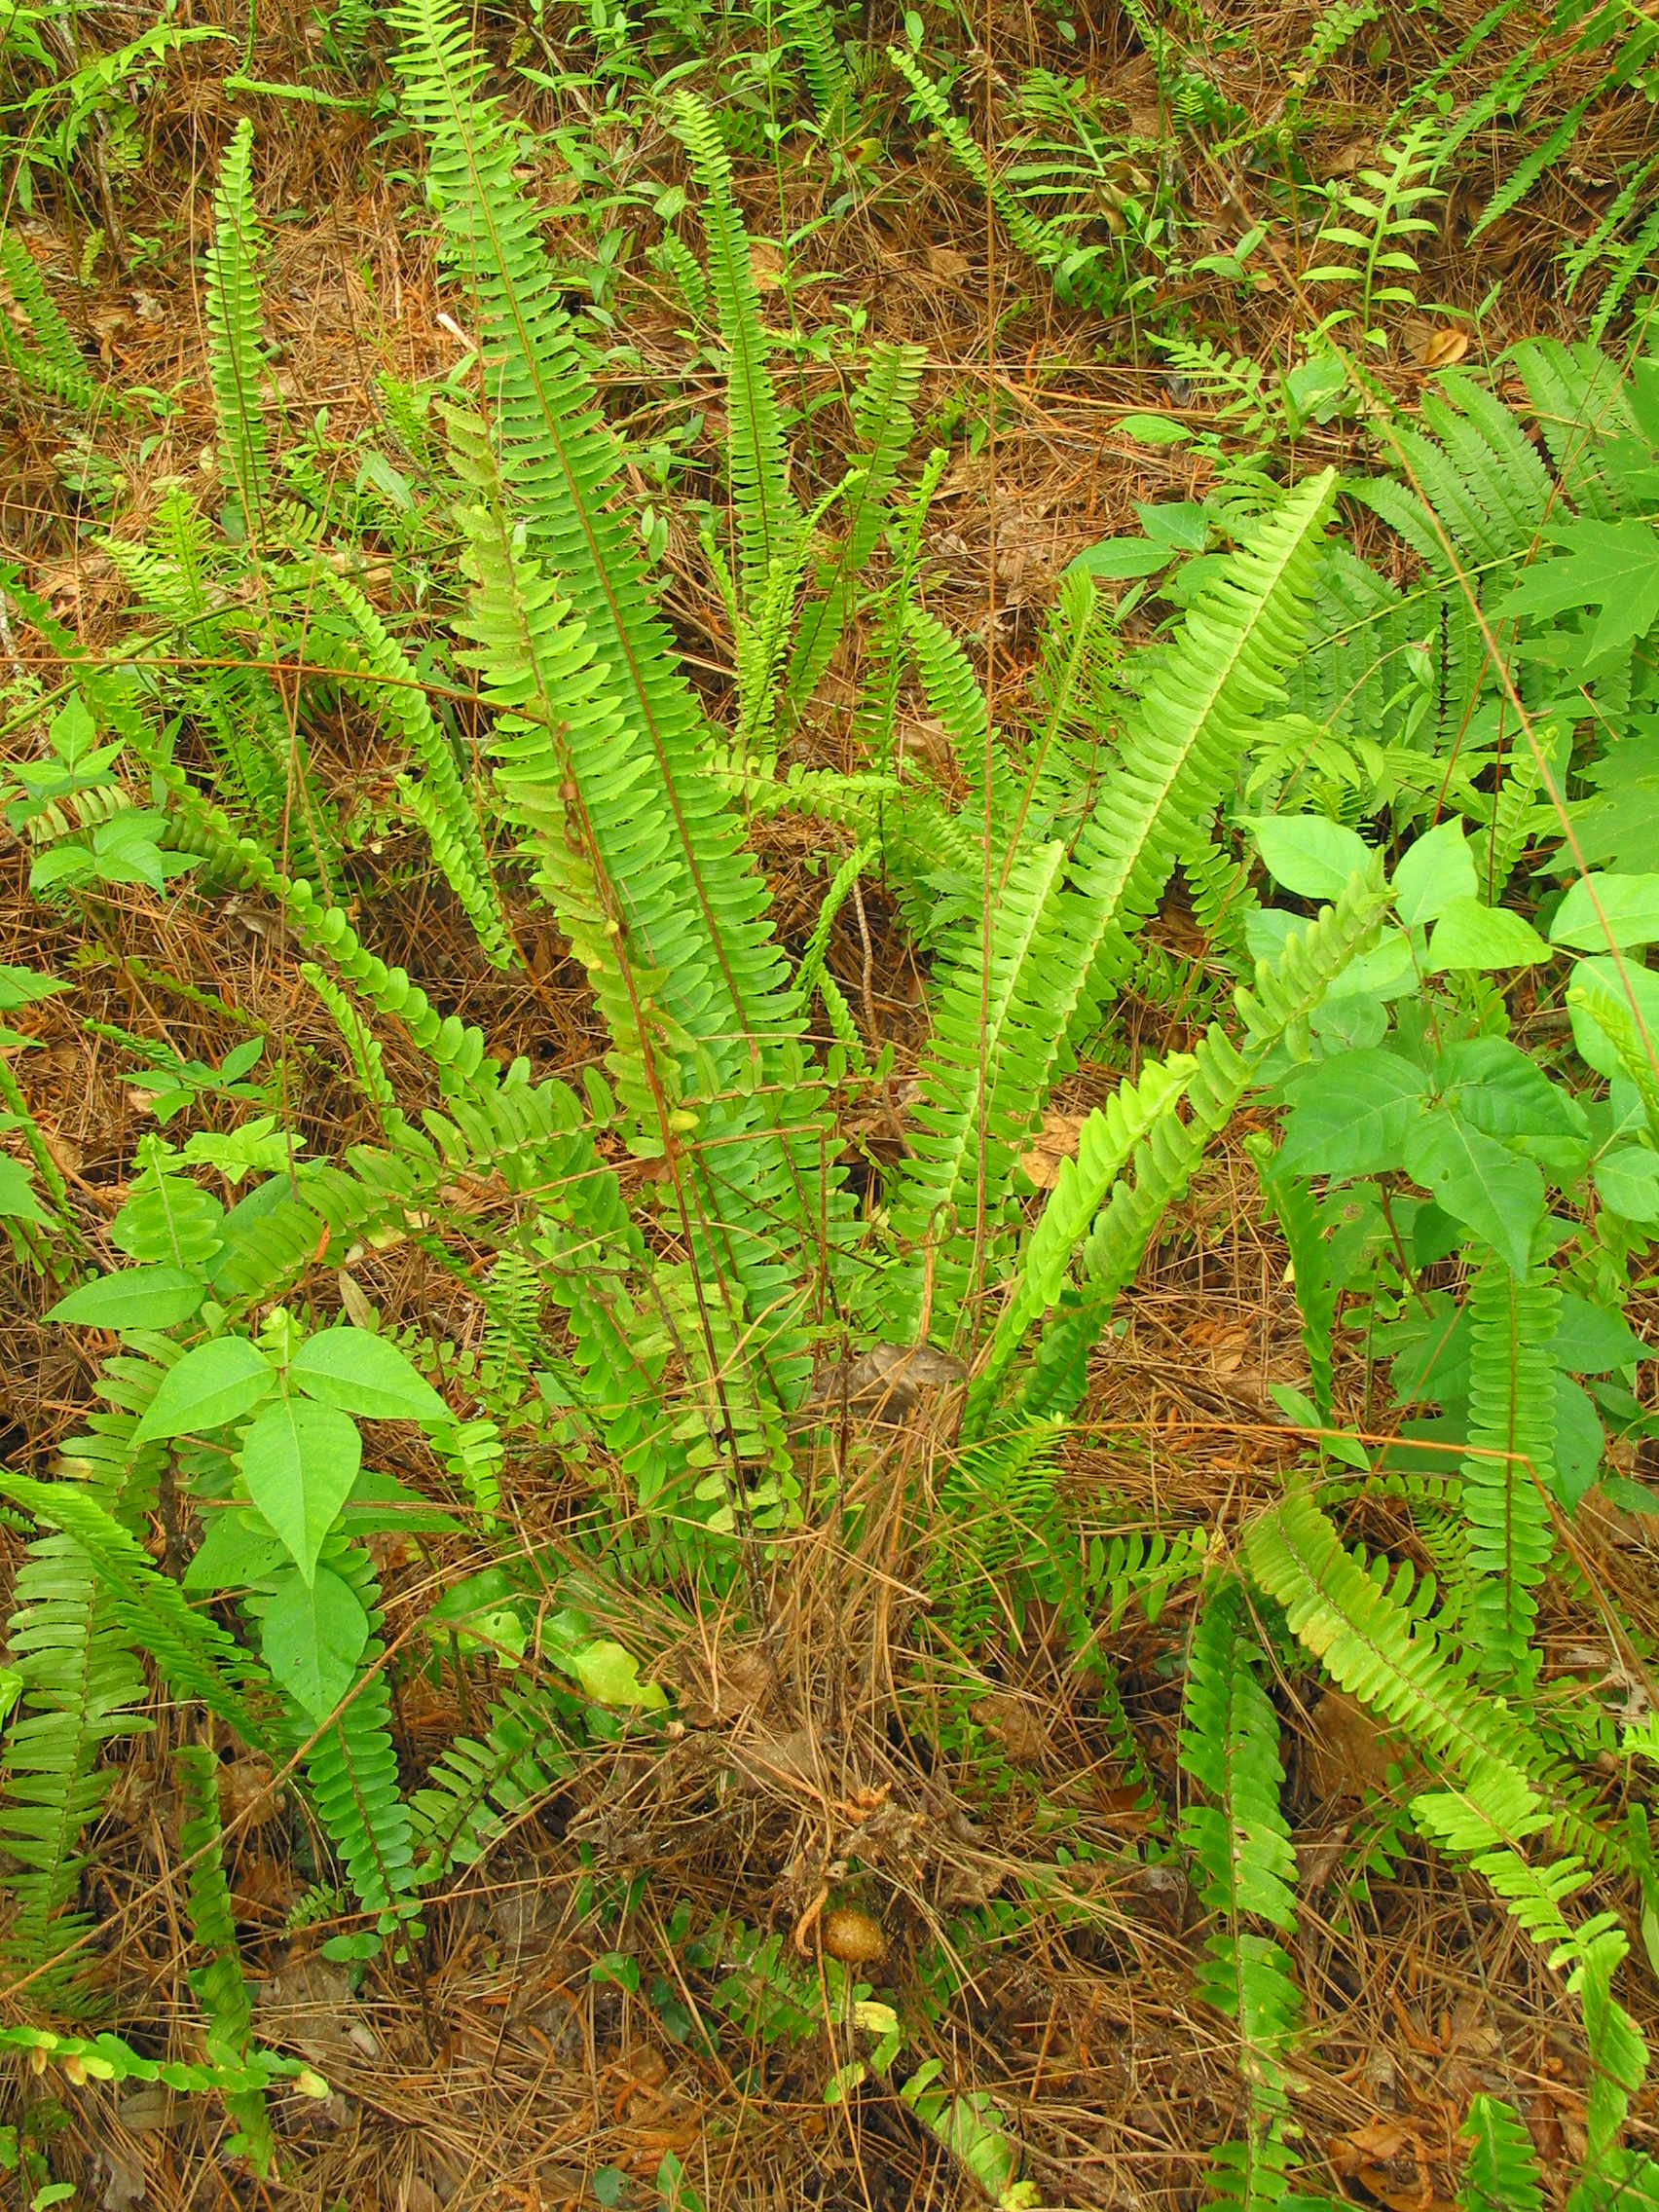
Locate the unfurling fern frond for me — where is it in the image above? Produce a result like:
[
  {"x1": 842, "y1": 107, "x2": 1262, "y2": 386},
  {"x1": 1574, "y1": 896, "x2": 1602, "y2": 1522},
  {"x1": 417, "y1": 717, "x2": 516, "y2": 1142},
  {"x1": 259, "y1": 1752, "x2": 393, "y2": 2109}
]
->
[
  {"x1": 675, "y1": 92, "x2": 795, "y2": 615},
  {"x1": 176, "y1": 1745, "x2": 273, "y2": 2169},
  {"x1": 1178, "y1": 1577, "x2": 1303, "y2": 2207},
  {"x1": 203, "y1": 118, "x2": 272, "y2": 540},
  {"x1": 321, "y1": 575, "x2": 515, "y2": 968},
  {"x1": 1459, "y1": 1257, "x2": 1557, "y2": 1694}
]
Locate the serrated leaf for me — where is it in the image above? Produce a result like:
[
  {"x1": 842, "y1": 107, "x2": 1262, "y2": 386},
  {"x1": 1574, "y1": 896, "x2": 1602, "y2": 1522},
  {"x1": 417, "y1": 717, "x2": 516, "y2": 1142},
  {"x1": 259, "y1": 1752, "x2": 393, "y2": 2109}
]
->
[
  {"x1": 1497, "y1": 516, "x2": 1659, "y2": 668},
  {"x1": 49, "y1": 1266, "x2": 207, "y2": 1329},
  {"x1": 240, "y1": 1396, "x2": 362, "y2": 1585},
  {"x1": 288, "y1": 1325, "x2": 450, "y2": 1424},
  {"x1": 132, "y1": 1336, "x2": 275, "y2": 1442}
]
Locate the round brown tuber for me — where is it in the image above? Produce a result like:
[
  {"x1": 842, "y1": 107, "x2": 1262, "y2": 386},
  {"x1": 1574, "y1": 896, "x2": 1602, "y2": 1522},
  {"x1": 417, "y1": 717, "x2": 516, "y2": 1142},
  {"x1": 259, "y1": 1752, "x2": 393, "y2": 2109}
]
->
[{"x1": 821, "y1": 1906, "x2": 888, "y2": 1964}]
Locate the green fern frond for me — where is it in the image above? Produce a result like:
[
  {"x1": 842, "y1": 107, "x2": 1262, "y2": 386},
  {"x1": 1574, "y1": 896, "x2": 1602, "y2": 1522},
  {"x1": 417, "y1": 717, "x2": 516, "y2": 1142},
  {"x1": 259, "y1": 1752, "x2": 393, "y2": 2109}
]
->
[
  {"x1": 1251, "y1": 1146, "x2": 1336, "y2": 1423},
  {"x1": 0, "y1": 236, "x2": 100, "y2": 411},
  {"x1": 203, "y1": 118, "x2": 272, "y2": 539},
  {"x1": 176, "y1": 1745, "x2": 273, "y2": 2167},
  {"x1": 787, "y1": 342, "x2": 925, "y2": 713},
  {"x1": 410, "y1": 1676, "x2": 585, "y2": 1884},
  {"x1": 1459, "y1": 2094, "x2": 1544, "y2": 2212},
  {"x1": 675, "y1": 92, "x2": 795, "y2": 614},
  {"x1": 397, "y1": 1, "x2": 839, "y2": 1422},
  {"x1": 0, "y1": 1471, "x2": 273, "y2": 1749},
  {"x1": 1179, "y1": 1578, "x2": 1304, "y2": 2206},
  {"x1": 1460, "y1": 1257, "x2": 1556, "y2": 1692},
  {"x1": 302, "y1": 960, "x2": 397, "y2": 1110},
  {"x1": 1014, "y1": 861, "x2": 1391, "y2": 1424},
  {"x1": 321, "y1": 574, "x2": 515, "y2": 968}
]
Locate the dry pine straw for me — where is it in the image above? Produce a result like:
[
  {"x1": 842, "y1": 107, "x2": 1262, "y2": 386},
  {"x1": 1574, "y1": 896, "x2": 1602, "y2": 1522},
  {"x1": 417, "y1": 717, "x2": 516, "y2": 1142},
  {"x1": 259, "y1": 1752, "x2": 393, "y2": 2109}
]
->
[{"x1": 1, "y1": 0, "x2": 1658, "y2": 2204}]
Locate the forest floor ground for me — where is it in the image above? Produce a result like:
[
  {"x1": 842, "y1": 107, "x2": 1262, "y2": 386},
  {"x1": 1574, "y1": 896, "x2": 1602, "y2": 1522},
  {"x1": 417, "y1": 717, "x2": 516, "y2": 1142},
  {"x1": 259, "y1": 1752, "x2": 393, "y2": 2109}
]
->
[{"x1": 2, "y1": 2, "x2": 1659, "y2": 2207}]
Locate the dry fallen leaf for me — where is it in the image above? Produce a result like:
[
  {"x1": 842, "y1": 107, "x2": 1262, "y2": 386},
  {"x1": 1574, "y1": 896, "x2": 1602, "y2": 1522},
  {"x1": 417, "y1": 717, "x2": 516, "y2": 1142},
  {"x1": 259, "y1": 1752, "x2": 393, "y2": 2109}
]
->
[
  {"x1": 926, "y1": 242, "x2": 971, "y2": 281},
  {"x1": 973, "y1": 1691, "x2": 1049, "y2": 1764},
  {"x1": 1420, "y1": 325, "x2": 1470, "y2": 368},
  {"x1": 749, "y1": 240, "x2": 785, "y2": 292},
  {"x1": 1020, "y1": 1109, "x2": 1087, "y2": 1190},
  {"x1": 1306, "y1": 1687, "x2": 1407, "y2": 1803}
]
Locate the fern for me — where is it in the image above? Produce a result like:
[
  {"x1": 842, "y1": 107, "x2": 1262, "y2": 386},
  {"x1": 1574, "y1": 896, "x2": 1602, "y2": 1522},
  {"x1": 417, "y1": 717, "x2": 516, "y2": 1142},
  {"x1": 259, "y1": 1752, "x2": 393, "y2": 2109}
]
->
[
  {"x1": 203, "y1": 119, "x2": 272, "y2": 540},
  {"x1": 1459, "y1": 1257, "x2": 1557, "y2": 1695},
  {"x1": 1459, "y1": 2094, "x2": 1544, "y2": 2212},
  {"x1": 1251, "y1": 1145, "x2": 1336, "y2": 1423},
  {"x1": 888, "y1": 471, "x2": 1339, "y2": 1346},
  {"x1": 321, "y1": 574, "x2": 514, "y2": 967},
  {"x1": 675, "y1": 93, "x2": 795, "y2": 615},
  {"x1": 1178, "y1": 1577, "x2": 1303, "y2": 2207},
  {"x1": 410, "y1": 1676, "x2": 585, "y2": 1884},
  {"x1": 175, "y1": 1746, "x2": 273, "y2": 2167},
  {"x1": 0, "y1": 1472, "x2": 272, "y2": 1749},
  {"x1": 0, "y1": 235, "x2": 99, "y2": 411},
  {"x1": 787, "y1": 342, "x2": 927, "y2": 713},
  {"x1": 398, "y1": 0, "x2": 840, "y2": 1434},
  {"x1": 1014, "y1": 861, "x2": 1391, "y2": 1425}
]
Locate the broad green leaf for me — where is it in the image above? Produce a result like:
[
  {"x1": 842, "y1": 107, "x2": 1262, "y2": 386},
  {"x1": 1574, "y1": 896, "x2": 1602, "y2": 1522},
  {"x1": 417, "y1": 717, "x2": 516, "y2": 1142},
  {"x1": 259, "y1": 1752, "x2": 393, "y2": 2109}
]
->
[
  {"x1": 1393, "y1": 819, "x2": 1476, "y2": 928},
  {"x1": 132, "y1": 1336, "x2": 275, "y2": 1443},
  {"x1": 288, "y1": 1325, "x2": 450, "y2": 1424},
  {"x1": 49, "y1": 1266, "x2": 207, "y2": 1330},
  {"x1": 1550, "y1": 872, "x2": 1659, "y2": 952},
  {"x1": 183, "y1": 1504, "x2": 288, "y2": 1592},
  {"x1": 240, "y1": 1396, "x2": 362, "y2": 1585},
  {"x1": 1403, "y1": 1106, "x2": 1543, "y2": 1276},
  {"x1": 1276, "y1": 1051, "x2": 1428, "y2": 1178},
  {"x1": 1439, "y1": 1037, "x2": 1588, "y2": 1147},
  {"x1": 1595, "y1": 1146, "x2": 1659, "y2": 1222},
  {"x1": 1426, "y1": 898, "x2": 1549, "y2": 972},
  {"x1": 1246, "y1": 814, "x2": 1373, "y2": 899},
  {"x1": 1113, "y1": 411, "x2": 1190, "y2": 444},
  {"x1": 1066, "y1": 539, "x2": 1172, "y2": 580},
  {"x1": 260, "y1": 1564, "x2": 369, "y2": 1720},
  {"x1": 1554, "y1": 1374, "x2": 1606, "y2": 1510},
  {"x1": 1568, "y1": 955, "x2": 1659, "y2": 1080},
  {"x1": 1553, "y1": 1293, "x2": 1647, "y2": 1373},
  {"x1": 1497, "y1": 516, "x2": 1659, "y2": 668},
  {"x1": 567, "y1": 1639, "x2": 669, "y2": 1710},
  {"x1": 0, "y1": 1158, "x2": 44, "y2": 1223}
]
